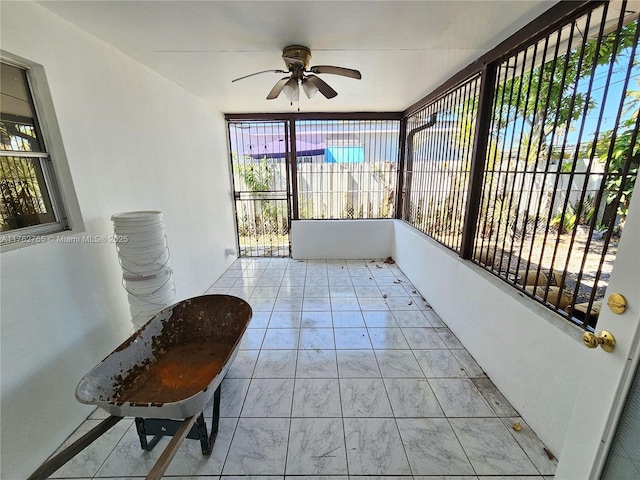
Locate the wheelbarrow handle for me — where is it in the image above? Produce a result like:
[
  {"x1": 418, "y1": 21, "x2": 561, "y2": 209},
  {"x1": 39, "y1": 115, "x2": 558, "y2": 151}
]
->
[
  {"x1": 27, "y1": 415, "x2": 123, "y2": 480},
  {"x1": 146, "y1": 415, "x2": 198, "y2": 480}
]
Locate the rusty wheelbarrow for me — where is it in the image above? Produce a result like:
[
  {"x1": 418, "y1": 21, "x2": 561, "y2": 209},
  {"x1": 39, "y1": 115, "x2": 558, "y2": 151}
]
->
[{"x1": 28, "y1": 294, "x2": 252, "y2": 480}]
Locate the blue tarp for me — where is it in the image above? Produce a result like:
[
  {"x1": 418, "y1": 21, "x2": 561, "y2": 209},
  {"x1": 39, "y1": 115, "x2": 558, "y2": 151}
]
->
[{"x1": 325, "y1": 146, "x2": 365, "y2": 163}]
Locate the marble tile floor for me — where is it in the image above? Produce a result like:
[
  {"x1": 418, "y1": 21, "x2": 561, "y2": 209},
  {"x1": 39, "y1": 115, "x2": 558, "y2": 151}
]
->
[{"x1": 50, "y1": 257, "x2": 557, "y2": 479}]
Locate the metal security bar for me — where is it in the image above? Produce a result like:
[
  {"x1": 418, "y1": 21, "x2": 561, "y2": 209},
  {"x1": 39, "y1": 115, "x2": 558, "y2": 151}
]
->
[
  {"x1": 226, "y1": 115, "x2": 401, "y2": 257},
  {"x1": 402, "y1": 76, "x2": 481, "y2": 252},
  {"x1": 474, "y1": 2, "x2": 639, "y2": 329},
  {"x1": 228, "y1": 121, "x2": 291, "y2": 257},
  {"x1": 295, "y1": 119, "x2": 400, "y2": 219},
  {"x1": 0, "y1": 154, "x2": 55, "y2": 230}
]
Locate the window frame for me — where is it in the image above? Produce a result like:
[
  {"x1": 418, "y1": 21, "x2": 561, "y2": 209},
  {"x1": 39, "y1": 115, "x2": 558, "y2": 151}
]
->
[{"x1": 1, "y1": 58, "x2": 70, "y2": 245}]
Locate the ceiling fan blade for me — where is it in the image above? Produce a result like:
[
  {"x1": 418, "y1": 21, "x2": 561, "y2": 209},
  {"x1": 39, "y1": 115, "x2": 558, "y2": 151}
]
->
[
  {"x1": 310, "y1": 65, "x2": 362, "y2": 79},
  {"x1": 232, "y1": 69, "x2": 287, "y2": 82},
  {"x1": 304, "y1": 75, "x2": 337, "y2": 99},
  {"x1": 266, "y1": 77, "x2": 292, "y2": 99}
]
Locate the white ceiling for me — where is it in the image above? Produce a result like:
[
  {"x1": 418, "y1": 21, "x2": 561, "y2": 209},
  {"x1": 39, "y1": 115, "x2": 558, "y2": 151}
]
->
[{"x1": 38, "y1": 0, "x2": 558, "y2": 113}]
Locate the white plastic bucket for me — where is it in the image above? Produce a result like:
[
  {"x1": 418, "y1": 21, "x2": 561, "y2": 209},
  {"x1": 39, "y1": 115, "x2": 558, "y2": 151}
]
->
[
  {"x1": 112, "y1": 210, "x2": 175, "y2": 329},
  {"x1": 124, "y1": 270, "x2": 173, "y2": 296},
  {"x1": 116, "y1": 238, "x2": 167, "y2": 255},
  {"x1": 111, "y1": 211, "x2": 163, "y2": 226},
  {"x1": 119, "y1": 250, "x2": 171, "y2": 276},
  {"x1": 128, "y1": 288, "x2": 175, "y2": 308},
  {"x1": 113, "y1": 226, "x2": 165, "y2": 242}
]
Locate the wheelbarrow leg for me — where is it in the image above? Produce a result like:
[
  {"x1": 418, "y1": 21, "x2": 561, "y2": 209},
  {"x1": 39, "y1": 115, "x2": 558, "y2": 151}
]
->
[
  {"x1": 196, "y1": 383, "x2": 221, "y2": 455},
  {"x1": 135, "y1": 417, "x2": 163, "y2": 451}
]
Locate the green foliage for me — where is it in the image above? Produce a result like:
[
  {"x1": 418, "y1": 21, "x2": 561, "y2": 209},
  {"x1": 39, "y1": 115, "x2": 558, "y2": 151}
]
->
[
  {"x1": 237, "y1": 157, "x2": 273, "y2": 192},
  {"x1": 495, "y1": 22, "x2": 637, "y2": 163},
  {"x1": 595, "y1": 87, "x2": 640, "y2": 225},
  {"x1": 550, "y1": 196, "x2": 596, "y2": 233}
]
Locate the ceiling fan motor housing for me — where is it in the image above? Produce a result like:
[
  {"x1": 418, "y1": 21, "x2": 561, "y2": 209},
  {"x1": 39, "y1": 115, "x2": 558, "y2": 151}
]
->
[{"x1": 282, "y1": 45, "x2": 312, "y2": 71}]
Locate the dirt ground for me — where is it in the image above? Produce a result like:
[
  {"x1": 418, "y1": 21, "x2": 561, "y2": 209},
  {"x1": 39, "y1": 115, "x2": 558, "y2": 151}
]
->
[{"x1": 486, "y1": 232, "x2": 619, "y2": 306}]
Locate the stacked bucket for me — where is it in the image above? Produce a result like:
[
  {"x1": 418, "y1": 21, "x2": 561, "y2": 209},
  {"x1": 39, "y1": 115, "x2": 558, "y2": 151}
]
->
[{"x1": 111, "y1": 211, "x2": 175, "y2": 330}]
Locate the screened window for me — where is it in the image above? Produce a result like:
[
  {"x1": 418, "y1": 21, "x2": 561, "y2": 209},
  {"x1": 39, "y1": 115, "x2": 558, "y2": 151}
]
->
[{"x1": 1, "y1": 61, "x2": 67, "y2": 242}]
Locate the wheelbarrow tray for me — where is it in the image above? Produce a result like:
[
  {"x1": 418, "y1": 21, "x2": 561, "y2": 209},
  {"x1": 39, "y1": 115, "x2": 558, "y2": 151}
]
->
[{"x1": 75, "y1": 294, "x2": 252, "y2": 419}]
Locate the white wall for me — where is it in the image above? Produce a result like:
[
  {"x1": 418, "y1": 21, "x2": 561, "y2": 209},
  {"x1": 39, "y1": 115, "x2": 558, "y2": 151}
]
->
[
  {"x1": 392, "y1": 221, "x2": 588, "y2": 454},
  {"x1": 0, "y1": 3, "x2": 236, "y2": 478},
  {"x1": 291, "y1": 219, "x2": 393, "y2": 259}
]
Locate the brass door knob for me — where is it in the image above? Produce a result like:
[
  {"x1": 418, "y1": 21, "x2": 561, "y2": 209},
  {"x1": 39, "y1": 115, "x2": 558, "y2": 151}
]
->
[{"x1": 582, "y1": 331, "x2": 616, "y2": 353}]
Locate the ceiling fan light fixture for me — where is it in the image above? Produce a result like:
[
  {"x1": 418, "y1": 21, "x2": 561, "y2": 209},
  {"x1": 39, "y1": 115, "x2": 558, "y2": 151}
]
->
[
  {"x1": 282, "y1": 77, "x2": 299, "y2": 101},
  {"x1": 302, "y1": 78, "x2": 319, "y2": 99}
]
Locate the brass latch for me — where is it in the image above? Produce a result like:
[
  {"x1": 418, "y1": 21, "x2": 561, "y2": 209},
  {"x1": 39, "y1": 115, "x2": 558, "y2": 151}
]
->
[
  {"x1": 607, "y1": 293, "x2": 626, "y2": 314},
  {"x1": 582, "y1": 330, "x2": 616, "y2": 353}
]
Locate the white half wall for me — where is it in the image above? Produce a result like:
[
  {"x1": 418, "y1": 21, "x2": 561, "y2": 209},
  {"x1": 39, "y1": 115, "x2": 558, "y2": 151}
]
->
[
  {"x1": 392, "y1": 220, "x2": 588, "y2": 454},
  {"x1": 291, "y1": 219, "x2": 394, "y2": 259},
  {"x1": 0, "y1": 3, "x2": 236, "y2": 478}
]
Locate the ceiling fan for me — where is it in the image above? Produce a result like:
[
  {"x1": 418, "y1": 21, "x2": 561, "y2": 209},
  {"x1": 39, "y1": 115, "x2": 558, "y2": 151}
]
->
[{"x1": 232, "y1": 45, "x2": 361, "y2": 101}]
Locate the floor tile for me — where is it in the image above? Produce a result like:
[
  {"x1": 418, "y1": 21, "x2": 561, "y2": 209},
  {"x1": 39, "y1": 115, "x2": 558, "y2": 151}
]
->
[
  {"x1": 396, "y1": 418, "x2": 474, "y2": 475},
  {"x1": 424, "y1": 309, "x2": 447, "y2": 327},
  {"x1": 350, "y1": 275, "x2": 377, "y2": 285},
  {"x1": 402, "y1": 327, "x2": 448, "y2": 349},
  {"x1": 336, "y1": 350, "x2": 381, "y2": 378},
  {"x1": 334, "y1": 327, "x2": 372, "y2": 349},
  {"x1": 392, "y1": 310, "x2": 432, "y2": 327},
  {"x1": 354, "y1": 285, "x2": 383, "y2": 297},
  {"x1": 368, "y1": 327, "x2": 410, "y2": 349},
  {"x1": 362, "y1": 310, "x2": 397, "y2": 327},
  {"x1": 273, "y1": 297, "x2": 303, "y2": 311},
  {"x1": 436, "y1": 327, "x2": 465, "y2": 349},
  {"x1": 473, "y1": 377, "x2": 519, "y2": 416},
  {"x1": 252, "y1": 286, "x2": 280, "y2": 297},
  {"x1": 302, "y1": 296, "x2": 331, "y2": 312},
  {"x1": 262, "y1": 328, "x2": 300, "y2": 349},
  {"x1": 358, "y1": 297, "x2": 391, "y2": 311},
  {"x1": 375, "y1": 350, "x2": 424, "y2": 378},
  {"x1": 331, "y1": 297, "x2": 362, "y2": 310},
  {"x1": 414, "y1": 349, "x2": 468, "y2": 378},
  {"x1": 450, "y1": 417, "x2": 539, "y2": 475},
  {"x1": 340, "y1": 378, "x2": 393, "y2": 417},
  {"x1": 241, "y1": 379, "x2": 294, "y2": 417},
  {"x1": 501, "y1": 417, "x2": 559, "y2": 475},
  {"x1": 247, "y1": 311, "x2": 270, "y2": 328},
  {"x1": 428, "y1": 378, "x2": 495, "y2": 417},
  {"x1": 219, "y1": 377, "x2": 250, "y2": 417},
  {"x1": 299, "y1": 327, "x2": 335, "y2": 349},
  {"x1": 301, "y1": 311, "x2": 333, "y2": 327},
  {"x1": 253, "y1": 350, "x2": 297, "y2": 378},
  {"x1": 378, "y1": 284, "x2": 409, "y2": 297},
  {"x1": 332, "y1": 310, "x2": 366, "y2": 327},
  {"x1": 226, "y1": 349, "x2": 259, "y2": 378},
  {"x1": 343, "y1": 418, "x2": 411, "y2": 475},
  {"x1": 285, "y1": 418, "x2": 348, "y2": 475},
  {"x1": 50, "y1": 258, "x2": 557, "y2": 480},
  {"x1": 304, "y1": 285, "x2": 330, "y2": 297},
  {"x1": 330, "y1": 285, "x2": 357, "y2": 297},
  {"x1": 452, "y1": 349, "x2": 486, "y2": 377},
  {"x1": 292, "y1": 378, "x2": 342, "y2": 417},
  {"x1": 384, "y1": 378, "x2": 445, "y2": 417},
  {"x1": 296, "y1": 349, "x2": 338, "y2": 378},
  {"x1": 239, "y1": 328, "x2": 265, "y2": 350},
  {"x1": 386, "y1": 296, "x2": 420, "y2": 311},
  {"x1": 222, "y1": 418, "x2": 290, "y2": 475},
  {"x1": 268, "y1": 311, "x2": 301, "y2": 328}
]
